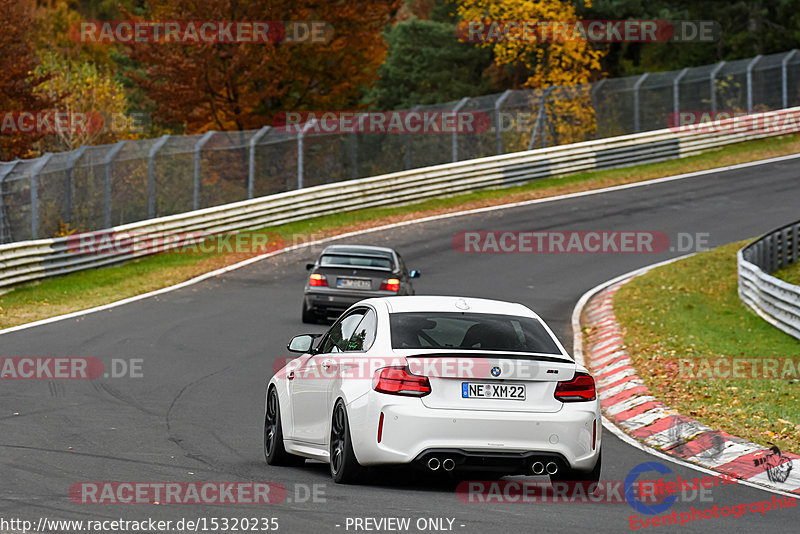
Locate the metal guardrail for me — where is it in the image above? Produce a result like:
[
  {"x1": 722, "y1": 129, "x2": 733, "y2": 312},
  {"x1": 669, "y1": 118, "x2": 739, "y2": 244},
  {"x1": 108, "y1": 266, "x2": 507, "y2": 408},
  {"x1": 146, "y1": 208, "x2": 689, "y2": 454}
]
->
[
  {"x1": 1, "y1": 106, "x2": 800, "y2": 292},
  {"x1": 738, "y1": 219, "x2": 800, "y2": 340},
  {"x1": 2, "y1": 49, "x2": 799, "y2": 244}
]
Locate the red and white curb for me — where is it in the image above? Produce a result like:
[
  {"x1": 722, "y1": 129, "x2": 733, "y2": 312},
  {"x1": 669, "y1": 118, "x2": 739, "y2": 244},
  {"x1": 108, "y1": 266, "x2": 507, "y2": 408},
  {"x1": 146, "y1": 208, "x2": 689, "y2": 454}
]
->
[{"x1": 581, "y1": 274, "x2": 800, "y2": 495}]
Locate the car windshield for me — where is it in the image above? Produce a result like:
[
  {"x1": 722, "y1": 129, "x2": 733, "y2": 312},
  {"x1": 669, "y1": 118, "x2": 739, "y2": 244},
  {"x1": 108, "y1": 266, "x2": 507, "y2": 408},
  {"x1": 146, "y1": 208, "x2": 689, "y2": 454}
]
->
[
  {"x1": 320, "y1": 254, "x2": 393, "y2": 269},
  {"x1": 389, "y1": 312, "x2": 562, "y2": 354}
]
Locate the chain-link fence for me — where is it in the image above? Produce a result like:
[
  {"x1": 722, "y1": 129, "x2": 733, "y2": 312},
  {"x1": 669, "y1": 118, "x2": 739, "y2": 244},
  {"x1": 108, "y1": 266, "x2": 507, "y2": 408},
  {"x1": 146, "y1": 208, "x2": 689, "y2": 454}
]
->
[{"x1": 2, "y1": 49, "x2": 799, "y2": 244}]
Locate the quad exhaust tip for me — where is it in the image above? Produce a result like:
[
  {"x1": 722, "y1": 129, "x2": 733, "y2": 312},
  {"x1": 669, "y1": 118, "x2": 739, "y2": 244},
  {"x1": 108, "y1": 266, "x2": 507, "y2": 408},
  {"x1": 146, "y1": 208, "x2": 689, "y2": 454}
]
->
[
  {"x1": 442, "y1": 458, "x2": 455, "y2": 471},
  {"x1": 546, "y1": 462, "x2": 558, "y2": 475},
  {"x1": 532, "y1": 461, "x2": 545, "y2": 475},
  {"x1": 427, "y1": 457, "x2": 441, "y2": 471}
]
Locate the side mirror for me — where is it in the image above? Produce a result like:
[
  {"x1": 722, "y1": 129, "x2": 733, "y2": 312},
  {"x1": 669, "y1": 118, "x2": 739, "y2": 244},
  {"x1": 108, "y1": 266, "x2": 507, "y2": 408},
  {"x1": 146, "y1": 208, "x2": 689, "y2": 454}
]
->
[
  {"x1": 306, "y1": 263, "x2": 315, "y2": 271},
  {"x1": 287, "y1": 334, "x2": 316, "y2": 353},
  {"x1": 410, "y1": 270, "x2": 421, "y2": 278}
]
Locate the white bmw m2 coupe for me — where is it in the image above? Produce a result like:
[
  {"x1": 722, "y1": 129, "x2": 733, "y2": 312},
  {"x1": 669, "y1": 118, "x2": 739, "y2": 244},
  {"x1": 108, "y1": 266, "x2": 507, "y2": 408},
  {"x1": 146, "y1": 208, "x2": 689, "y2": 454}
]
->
[{"x1": 264, "y1": 296, "x2": 601, "y2": 484}]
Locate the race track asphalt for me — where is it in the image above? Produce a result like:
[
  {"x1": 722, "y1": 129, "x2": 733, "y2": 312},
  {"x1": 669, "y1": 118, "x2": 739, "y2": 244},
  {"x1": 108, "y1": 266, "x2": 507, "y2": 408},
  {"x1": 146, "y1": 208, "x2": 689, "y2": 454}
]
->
[{"x1": 2, "y1": 156, "x2": 799, "y2": 533}]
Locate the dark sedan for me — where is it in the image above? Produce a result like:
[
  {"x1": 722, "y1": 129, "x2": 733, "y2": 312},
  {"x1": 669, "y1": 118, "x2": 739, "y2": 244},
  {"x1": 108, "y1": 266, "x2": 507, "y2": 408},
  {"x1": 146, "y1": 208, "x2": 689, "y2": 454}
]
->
[{"x1": 302, "y1": 245, "x2": 420, "y2": 323}]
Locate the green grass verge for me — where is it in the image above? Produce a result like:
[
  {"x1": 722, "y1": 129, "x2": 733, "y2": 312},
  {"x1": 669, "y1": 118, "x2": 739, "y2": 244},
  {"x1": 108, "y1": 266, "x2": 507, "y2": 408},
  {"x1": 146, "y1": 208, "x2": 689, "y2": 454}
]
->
[
  {"x1": 774, "y1": 261, "x2": 800, "y2": 286},
  {"x1": 614, "y1": 241, "x2": 800, "y2": 454},
  {"x1": 2, "y1": 132, "x2": 800, "y2": 330}
]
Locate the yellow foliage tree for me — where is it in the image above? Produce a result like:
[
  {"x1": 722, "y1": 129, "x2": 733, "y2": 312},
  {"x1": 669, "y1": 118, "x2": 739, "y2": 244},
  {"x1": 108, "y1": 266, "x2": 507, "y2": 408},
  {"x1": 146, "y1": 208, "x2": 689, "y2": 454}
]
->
[
  {"x1": 457, "y1": 0, "x2": 605, "y2": 146},
  {"x1": 33, "y1": 52, "x2": 140, "y2": 152}
]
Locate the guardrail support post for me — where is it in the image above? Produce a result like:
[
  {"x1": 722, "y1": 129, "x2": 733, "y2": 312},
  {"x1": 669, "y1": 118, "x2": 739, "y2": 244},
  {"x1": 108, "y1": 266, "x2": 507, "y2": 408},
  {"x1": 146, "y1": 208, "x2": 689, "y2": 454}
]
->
[
  {"x1": 672, "y1": 67, "x2": 689, "y2": 119},
  {"x1": 710, "y1": 61, "x2": 726, "y2": 113},
  {"x1": 452, "y1": 97, "x2": 470, "y2": 162},
  {"x1": 193, "y1": 131, "x2": 216, "y2": 210},
  {"x1": 0, "y1": 161, "x2": 20, "y2": 244},
  {"x1": 248, "y1": 126, "x2": 271, "y2": 199},
  {"x1": 494, "y1": 90, "x2": 513, "y2": 155},
  {"x1": 103, "y1": 141, "x2": 126, "y2": 228},
  {"x1": 147, "y1": 135, "x2": 170, "y2": 219},
  {"x1": 29, "y1": 153, "x2": 53, "y2": 240},
  {"x1": 746, "y1": 55, "x2": 762, "y2": 113},
  {"x1": 633, "y1": 73, "x2": 650, "y2": 134},
  {"x1": 782, "y1": 50, "x2": 798, "y2": 109},
  {"x1": 64, "y1": 146, "x2": 87, "y2": 226}
]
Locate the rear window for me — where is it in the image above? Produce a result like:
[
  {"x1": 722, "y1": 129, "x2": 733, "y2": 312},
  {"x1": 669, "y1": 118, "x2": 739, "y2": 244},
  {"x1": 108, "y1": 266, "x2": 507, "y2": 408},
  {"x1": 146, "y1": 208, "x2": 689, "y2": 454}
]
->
[
  {"x1": 320, "y1": 254, "x2": 393, "y2": 269},
  {"x1": 389, "y1": 312, "x2": 562, "y2": 354}
]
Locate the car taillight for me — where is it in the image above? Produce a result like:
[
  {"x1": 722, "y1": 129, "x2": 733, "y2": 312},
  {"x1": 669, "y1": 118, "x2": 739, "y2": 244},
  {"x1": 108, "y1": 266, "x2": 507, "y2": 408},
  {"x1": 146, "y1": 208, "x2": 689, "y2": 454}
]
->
[
  {"x1": 372, "y1": 366, "x2": 431, "y2": 397},
  {"x1": 554, "y1": 372, "x2": 596, "y2": 402},
  {"x1": 380, "y1": 278, "x2": 400, "y2": 292},
  {"x1": 309, "y1": 273, "x2": 327, "y2": 287}
]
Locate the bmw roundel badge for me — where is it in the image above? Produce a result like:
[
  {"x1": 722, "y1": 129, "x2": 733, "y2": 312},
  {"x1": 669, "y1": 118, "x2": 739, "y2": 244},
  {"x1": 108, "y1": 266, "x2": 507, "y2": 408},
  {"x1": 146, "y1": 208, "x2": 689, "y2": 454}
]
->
[{"x1": 491, "y1": 366, "x2": 501, "y2": 377}]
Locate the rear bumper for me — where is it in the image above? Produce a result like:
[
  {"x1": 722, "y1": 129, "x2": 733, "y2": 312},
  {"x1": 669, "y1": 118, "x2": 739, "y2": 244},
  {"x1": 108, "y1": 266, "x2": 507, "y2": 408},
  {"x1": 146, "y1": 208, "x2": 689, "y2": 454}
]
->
[
  {"x1": 304, "y1": 289, "x2": 394, "y2": 319},
  {"x1": 347, "y1": 391, "x2": 601, "y2": 472}
]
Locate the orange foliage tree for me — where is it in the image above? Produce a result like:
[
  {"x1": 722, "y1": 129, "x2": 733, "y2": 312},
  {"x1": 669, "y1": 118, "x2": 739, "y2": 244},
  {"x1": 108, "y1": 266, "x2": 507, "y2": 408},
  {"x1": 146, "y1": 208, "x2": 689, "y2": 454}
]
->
[
  {"x1": 121, "y1": 0, "x2": 400, "y2": 133},
  {"x1": 0, "y1": 0, "x2": 55, "y2": 160}
]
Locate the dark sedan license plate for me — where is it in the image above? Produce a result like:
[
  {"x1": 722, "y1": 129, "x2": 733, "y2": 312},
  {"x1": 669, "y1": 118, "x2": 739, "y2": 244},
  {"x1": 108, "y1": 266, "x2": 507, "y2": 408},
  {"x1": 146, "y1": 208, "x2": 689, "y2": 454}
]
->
[
  {"x1": 462, "y1": 382, "x2": 526, "y2": 400},
  {"x1": 337, "y1": 278, "x2": 371, "y2": 290}
]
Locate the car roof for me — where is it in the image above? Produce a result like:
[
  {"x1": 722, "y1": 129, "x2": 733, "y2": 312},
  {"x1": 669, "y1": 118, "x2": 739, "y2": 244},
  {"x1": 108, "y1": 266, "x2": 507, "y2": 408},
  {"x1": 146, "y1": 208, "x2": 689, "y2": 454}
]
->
[
  {"x1": 363, "y1": 295, "x2": 539, "y2": 318},
  {"x1": 320, "y1": 245, "x2": 396, "y2": 259}
]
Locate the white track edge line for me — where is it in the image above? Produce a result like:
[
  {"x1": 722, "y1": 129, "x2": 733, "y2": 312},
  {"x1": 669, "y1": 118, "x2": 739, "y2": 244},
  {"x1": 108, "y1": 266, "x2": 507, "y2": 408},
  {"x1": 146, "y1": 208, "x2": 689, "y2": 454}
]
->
[
  {"x1": 571, "y1": 255, "x2": 799, "y2": 498},
  {"x1": 4, "y1": 150, "x2": 800, "y2": 337}
]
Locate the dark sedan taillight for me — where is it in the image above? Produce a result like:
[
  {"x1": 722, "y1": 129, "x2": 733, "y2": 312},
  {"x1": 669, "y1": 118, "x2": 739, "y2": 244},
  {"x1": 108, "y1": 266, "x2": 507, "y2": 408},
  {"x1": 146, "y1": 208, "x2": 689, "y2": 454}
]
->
[
  {"x1": 554, "y1": 372, "x2": 596, "y2": 402},
  {"x1": 380, "y1": 278, "x2": 400, "y2": 291},
  {"x1": 372, "y1": 366, "x2": 431, "y2": 397},
  {"x1": 309, "y1": 273, "x2": 328, "y2": 287}
]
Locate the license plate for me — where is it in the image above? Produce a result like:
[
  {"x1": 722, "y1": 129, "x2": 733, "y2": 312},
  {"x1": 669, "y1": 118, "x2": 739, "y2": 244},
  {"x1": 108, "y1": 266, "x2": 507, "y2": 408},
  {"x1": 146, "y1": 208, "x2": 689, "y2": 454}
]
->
[
  {"x1": 337, "y1": 278, "x2": 371, "y2": 290},
  {"x1": 462, "y1": 382, "x2": 526, "y2": 400}
]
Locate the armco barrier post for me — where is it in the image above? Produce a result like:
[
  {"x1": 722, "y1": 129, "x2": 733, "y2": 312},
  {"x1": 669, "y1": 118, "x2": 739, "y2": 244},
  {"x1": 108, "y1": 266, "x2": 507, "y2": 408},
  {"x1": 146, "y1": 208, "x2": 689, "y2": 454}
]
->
[
  {"x1": 495, "y1": 90, "x2": 512, "y2": 155},
  {"x1": 248, "y1": 126, "x2": 271, "y2": 199},
  {"x1": 710, "y1": 61, "x2": 726, "y2": 113},
  {"x1": 452, "y1": 97, "x2": 470, "y2": 162},
  {"x1": 29, "y1": 153, "x2": 53, "y2": 240},
  {"x1": 193, "y1": 131, "x2": 216, "y2": 210},
  {"x1": 782, "y1": 50, "x2": 798, "y2": 109},
  {"x1": 147, "y1": 135, "x2": 170, "y2": 218},
  {"x1": 746, "y1": 55, "x2": 762, "y2": 113},
  {"x1": 64, "y1": 146, "x2": 87, "y2": 225},
  {"x1": 104, "y1": 141, "x2": 126, "y2": 228}
]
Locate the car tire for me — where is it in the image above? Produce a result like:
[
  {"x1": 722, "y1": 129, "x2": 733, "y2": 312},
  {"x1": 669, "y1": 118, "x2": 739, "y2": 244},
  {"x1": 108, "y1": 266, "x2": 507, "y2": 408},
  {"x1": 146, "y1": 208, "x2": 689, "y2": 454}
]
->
[
  {"x1": 264, "y1": 388, "x2": 305, "y2": 466},
  {"x1": 550, "y1": 449, "x2": 601, "y2": 483},
  {"x1": 329, "y1": 400, "x2": 363, "y2": 484},
  {"x1": 301, "y1": 304, "x2": 317, "y2": 324}
]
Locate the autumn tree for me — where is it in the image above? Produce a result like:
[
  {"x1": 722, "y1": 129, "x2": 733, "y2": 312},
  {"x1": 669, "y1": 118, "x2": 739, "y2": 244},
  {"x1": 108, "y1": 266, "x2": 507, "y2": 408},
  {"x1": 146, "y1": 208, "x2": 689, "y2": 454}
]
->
[
  {"x1": 457, "y1": 0, "x2": 605, "y2": 145},
  {"x1": 120, "y1": 0, "x2": 400, "y2": 133},
  {"x1": 34, "y1": 52, "x2": 139, "y2": 152},
  {"x1": 0, "y1": 0, "x2": 55, "y2": 160}
]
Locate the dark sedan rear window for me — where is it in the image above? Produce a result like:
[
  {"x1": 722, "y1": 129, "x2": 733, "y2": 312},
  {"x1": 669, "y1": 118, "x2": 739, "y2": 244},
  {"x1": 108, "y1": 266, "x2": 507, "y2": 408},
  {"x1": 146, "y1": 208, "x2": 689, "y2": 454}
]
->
[
  {"x1": 320, "y1": 254, "x2": 393, "y2": 269},
  {"x1": 389, "y1": 312, "x2": 562, "y2": 354}
]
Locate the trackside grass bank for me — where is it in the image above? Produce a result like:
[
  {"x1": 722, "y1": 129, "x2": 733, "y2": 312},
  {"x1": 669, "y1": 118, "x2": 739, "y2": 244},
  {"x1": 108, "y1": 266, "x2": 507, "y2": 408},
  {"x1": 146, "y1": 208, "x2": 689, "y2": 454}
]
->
[
  {"x1": 2, "y1": 133, "x2": 800, "y2": 330},
  {"x1": 613, "y1": 241, "x2": 800, "y2": 454}
]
